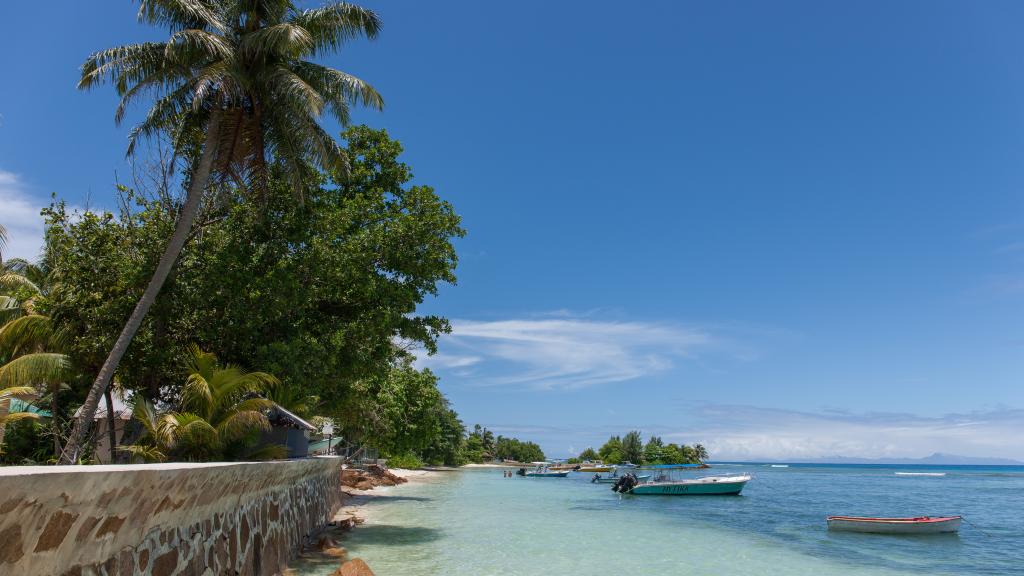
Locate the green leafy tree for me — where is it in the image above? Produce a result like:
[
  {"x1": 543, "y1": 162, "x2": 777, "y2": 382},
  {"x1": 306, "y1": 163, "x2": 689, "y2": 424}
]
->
[
  {"x1": 643, "y1": 435, "x2": 664, "y2": 464},
  {"x1": 420, "y1": 404, "x2": 465, "y2": 466},
  {"x1": 65, "y1": 0, "x2": 384, "y2": 463},
  {"x1": 661, "y1": 443, "x2": 684, "y2": 464},
  {"x1": 45, "y1": 126, "x2": 463, "y2": 456},
  {"x1": 493, "y1": 436, "x2": 544, "y2": 463},
  {"x1": 461, "y1": 434, "x2": 485, "y2": 464},
  {"x1": 578, "y1": 447, "x2": 598, "y2": 461},
  {"x1": 598, "y1": 435, "x2": 621, "y2": 463},
  {"x1": 337, "y1": 365, "x2": 445, "y2": 458},
  {"x1": 621, "y1": 430, "x2": 643, "y2": 465}
]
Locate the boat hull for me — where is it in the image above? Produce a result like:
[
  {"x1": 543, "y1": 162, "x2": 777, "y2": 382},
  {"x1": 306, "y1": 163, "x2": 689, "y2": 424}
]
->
[
  {"x1": 578, "y1": 467, "x2": 614, "y2": 473},
  {"x1": 525, "y1": 471, "x2": 570, "y2": 477},
  {"x1": 628, "y1": 476, "x2": 750, "y2": 495},
  {"x1": 826, "y1": 516, "x2": 961, "y2": 534}
]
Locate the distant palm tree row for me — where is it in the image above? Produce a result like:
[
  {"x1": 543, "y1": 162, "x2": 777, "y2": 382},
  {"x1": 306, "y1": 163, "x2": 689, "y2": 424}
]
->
[{"x1": 575, "y1": 431, "x2": 710, "y2": 466}]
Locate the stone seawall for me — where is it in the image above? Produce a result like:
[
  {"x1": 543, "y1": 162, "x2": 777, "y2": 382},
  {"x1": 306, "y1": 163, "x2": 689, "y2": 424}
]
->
[{"x1": 0, "y1": 458, "x2": 344, "y2": 575}]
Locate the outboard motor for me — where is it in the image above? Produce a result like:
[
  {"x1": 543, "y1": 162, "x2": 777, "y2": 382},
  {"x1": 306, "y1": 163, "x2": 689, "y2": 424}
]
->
[
  {"x1": 516, "y1": 467, "x2": 526, "y2": 476},
  {"x1": 612, "y1": 473, "x2": 639, "y2": 493},
  {"x1": 591, "y1": 473, "x2": 601, "y2": 483}
]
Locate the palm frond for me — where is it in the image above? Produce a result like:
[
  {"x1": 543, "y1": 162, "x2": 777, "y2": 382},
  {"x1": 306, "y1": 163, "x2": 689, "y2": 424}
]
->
[
  {"x1": 118, "y1": 444, "x2": 167, "y2": 463},
  {"x1": 291, "y1": 61, "x2": 382, "y2": 124},
  {"x1": 0, "y1": 386, "x2": 38, "y2": 400},
  {"x1": 0, "y1": 411, "x2": 41, "y2": 426},
  {"x1": 232, "y1": 397, "x2": 276, "y2": 413},
  {"x1": 0, "y1": 314, "x2": 57, "y2": 358},
  {"x1": 240, "y1": 23, "x2": 313, "y2": 60},
  {"x1": 172, "y1": 412, "x2": 221, "y2": 458},
  {"x1": 126, "y1": 84, "x2": 195, "y2": 155},
  {"x1": 291, "y1": 2, "x2": 381, "y2": 55},
  {"x1": 137, "y1": 0, "x2": 226, "y2": 32},
  {"x1": 79, "y1": 43, "x2": 170, "y2": 91},
  {"x1": 0, "y1": 272, "x2": 42, "y2": 295},
  {"x1": 166, "y1": 28, "x2": 234, "y2": 62},
  {"x1": 0, "y1": 353, "x2": 71, "y2": 389},
  {"x1": 265, "y1": 65, "x2": 325, "y2": 116},
  {"x1": 216, "y1": 409, "x2": 270, "y2": 444},
  {"x1": 182, "y1": 372, "x2": 214, "y2": 416},
  {"x1": 0, "y1": 296, "x2": 23, "y2": 326}
]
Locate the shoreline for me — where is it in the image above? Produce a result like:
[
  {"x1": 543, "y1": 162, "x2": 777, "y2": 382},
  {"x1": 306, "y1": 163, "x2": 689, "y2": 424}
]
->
[
  {"x1": 290, "y1": 467, "x2": 448, "y2": 573},
  {"x1": 334, "y1": 467, "x2": 443, "y2": 525}
]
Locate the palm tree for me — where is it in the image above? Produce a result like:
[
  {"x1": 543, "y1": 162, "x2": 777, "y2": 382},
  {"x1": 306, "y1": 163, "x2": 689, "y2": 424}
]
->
[
  {"x1": 0, "y1": 224, "x2": 46, "y2": 325},
  {"x1": 693, "y1": 443, "x2": 709, "y2": 463},
  {"x1": 0, "y1": 235, "x2": 71, "y2": 457},
  {"x1": 0, "y1": 316, "x2": 73, "y2": 456},
  {"x1": 123, "y1": 345, "x2": 282, "y2": 462},
  {"x1": 63, "y1": 0, "x2": 383, "y2": 463},
  {"x1": 0, "y1": 385, "x2": 41, "y2": 453}
]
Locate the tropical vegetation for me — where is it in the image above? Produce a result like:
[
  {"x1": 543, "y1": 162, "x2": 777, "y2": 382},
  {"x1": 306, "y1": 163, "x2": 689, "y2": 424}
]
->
[
  {"x1": 575, "y1": 431, "x2": 709, "y2": 466},
  {"x1": 0, "y1": 1, "x2": 554, "y2": 468},
  {"x1": 63, "y1": 0, "x2": 385, "y2": 463}
]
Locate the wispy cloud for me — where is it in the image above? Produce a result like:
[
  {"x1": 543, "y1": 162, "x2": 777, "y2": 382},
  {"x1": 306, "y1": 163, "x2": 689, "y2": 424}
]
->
[
  {"x1": 418, "y1": 316, "x2": 713, "y2": 390},
  {"x1": 661, "y1": 404, "x2": 1024, "y2": 461},
  {"x1": 0, "y1": 171, "x2": 46, "y2": 261}
]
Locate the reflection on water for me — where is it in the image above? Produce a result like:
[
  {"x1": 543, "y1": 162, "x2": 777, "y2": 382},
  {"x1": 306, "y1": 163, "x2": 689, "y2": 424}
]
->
[{"x1": 295, "y1": 466, "x2": 1024, "y2": 575}]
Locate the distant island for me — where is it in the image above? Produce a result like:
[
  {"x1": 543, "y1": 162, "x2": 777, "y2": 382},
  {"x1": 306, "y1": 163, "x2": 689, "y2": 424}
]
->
[{"x1": 720, "y1": 452, "x2": 1024, "y2": 466}]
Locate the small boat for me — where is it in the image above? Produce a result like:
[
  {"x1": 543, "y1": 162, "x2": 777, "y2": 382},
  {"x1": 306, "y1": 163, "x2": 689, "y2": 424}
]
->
[
  {"x1": 826, "y1": 516, "x2": 962, "y2": 534},
  {"x1": 619, "y1": 474, "x2": 751, "y2": 495},
  {"x1": 578, "y1": 465, "x2": 615, "y2": 473},
  {"x1": 518, "y1": 463, "x2": 570, "y2": 478}
]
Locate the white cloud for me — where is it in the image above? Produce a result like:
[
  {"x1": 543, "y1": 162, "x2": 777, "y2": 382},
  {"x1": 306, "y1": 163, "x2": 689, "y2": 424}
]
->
[
  {"x1": 0, "y1": 171, "x2": 46, "y2": 262},
  {"x1": 418, "y1": 316, "x2": 712, "y2": 390},
  {"x1": 660, "y1": 404, "x2": 1024, "y2": 461}
]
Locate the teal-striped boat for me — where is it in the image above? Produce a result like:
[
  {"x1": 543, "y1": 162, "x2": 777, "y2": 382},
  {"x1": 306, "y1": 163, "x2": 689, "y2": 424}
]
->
[{"x1": 627, "y1": 474, "x2": 751, "y2": 495}]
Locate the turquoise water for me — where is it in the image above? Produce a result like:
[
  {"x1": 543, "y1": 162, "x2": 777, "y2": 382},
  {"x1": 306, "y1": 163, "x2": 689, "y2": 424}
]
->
[{"x1": 298, "y1": 465, "x2": 1024, "y2": 575}]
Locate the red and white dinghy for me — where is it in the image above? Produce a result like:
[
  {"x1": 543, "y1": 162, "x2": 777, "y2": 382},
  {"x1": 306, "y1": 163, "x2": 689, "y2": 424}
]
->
[{"x1": 827, "y1": 515, "x2": 962, "y2": 534}]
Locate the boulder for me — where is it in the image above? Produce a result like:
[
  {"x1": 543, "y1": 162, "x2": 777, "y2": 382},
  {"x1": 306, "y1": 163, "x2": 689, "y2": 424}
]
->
[{"x1": 332, "y1": 558, "x2": 375, "y2": 576}]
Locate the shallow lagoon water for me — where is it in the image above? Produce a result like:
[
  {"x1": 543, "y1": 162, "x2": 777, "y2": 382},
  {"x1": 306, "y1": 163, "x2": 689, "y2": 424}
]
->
[{"x1": 297, "y1": 465, "x2": 1024, "y2": 575}]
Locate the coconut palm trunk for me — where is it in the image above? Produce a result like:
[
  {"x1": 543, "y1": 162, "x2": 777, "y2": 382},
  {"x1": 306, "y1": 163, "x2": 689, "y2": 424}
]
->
[
  {"x1": 104, "y1": 386, "x2": 117, "y2": 463},
  {"x1": 51, "y1": 392, "x2": 61, "y2": 456},
  {"x1": 59, "y1": 116, "x2": 221, "y2": 464}
]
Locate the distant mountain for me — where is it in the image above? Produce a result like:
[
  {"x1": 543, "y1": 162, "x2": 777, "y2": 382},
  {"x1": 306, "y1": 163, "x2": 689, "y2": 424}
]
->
[{"x1": 746, "y1": 452, "x2": 1024, "y2": 465}]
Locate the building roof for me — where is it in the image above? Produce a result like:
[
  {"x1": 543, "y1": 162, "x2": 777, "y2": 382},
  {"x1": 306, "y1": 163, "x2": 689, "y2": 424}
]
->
[
  {"x1": 72, "y1": 392, "x2": 133, "y2": 421},
  {"x1": 266, "y1": 403, "x2": 316, "y2": 431},
  {"x1": 9, "y1": 398, "x2": 51, "y2": 418}
]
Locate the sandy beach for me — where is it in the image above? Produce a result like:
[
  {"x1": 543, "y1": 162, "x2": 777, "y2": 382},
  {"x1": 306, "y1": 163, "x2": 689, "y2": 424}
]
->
[{"x1": 334, "y1": 467, "x2": 445, "y2": 525}]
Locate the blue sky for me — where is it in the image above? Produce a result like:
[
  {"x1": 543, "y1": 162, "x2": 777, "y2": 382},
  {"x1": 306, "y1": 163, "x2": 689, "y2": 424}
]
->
[{"x1": 3, "y1": 1, "x2": 1024, "y2": 460}]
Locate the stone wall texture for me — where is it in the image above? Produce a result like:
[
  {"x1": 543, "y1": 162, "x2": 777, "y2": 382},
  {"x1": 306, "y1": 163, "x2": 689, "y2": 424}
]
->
[{"x1": 0, "y1": 458, "x2": 344, "y2": 575}]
